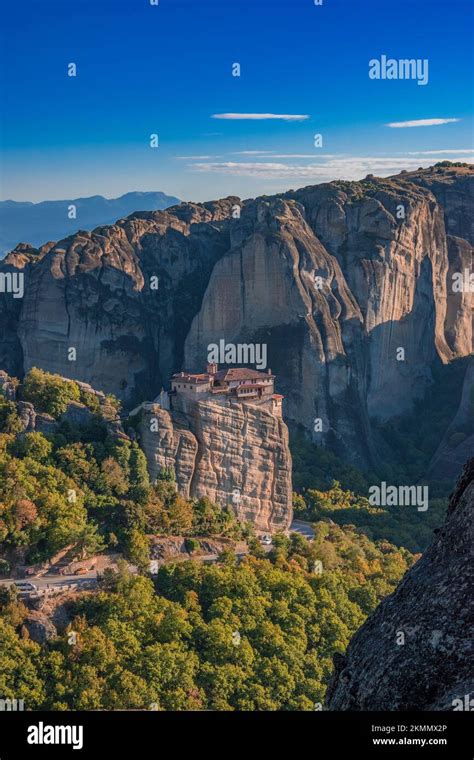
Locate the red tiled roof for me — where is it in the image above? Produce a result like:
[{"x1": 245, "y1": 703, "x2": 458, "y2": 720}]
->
[
  {"x1": 215, "y1": 368, "x2": 274, "y2": 381},
  {"x1": 171, "y1": 372, "x2": 210, "y2": 384}
]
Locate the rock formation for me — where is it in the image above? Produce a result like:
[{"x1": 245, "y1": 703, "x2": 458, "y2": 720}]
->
[
  {"x1": 0, "y1": 370, "x2": 124, "y2": 440},
  {"x1": 325, "y1": 457, "x2": 474, "y2": 711},
  {"x1": 149, "y1": 535, "x2": 237, "y2": 561},
  {"x1": 0, "y1": 163, "x2": 472, "y2": 469},
  {"x1": 22, "y1": 612, "x2": 57, "y2": 644},
  {"x1": 428, "y1": 357, "x2": 474, "y2": 481},
  {"x1": 137, "y1": 396, "x2": 293, "y2": 532}
]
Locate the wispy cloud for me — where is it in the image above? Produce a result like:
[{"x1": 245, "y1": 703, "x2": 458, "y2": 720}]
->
[
  {"x1": 233, "y1": 151, "x2": 337, "y2": 158},
  {"x1": 406, "y1": 148, "x2": 474, "y2": 155},
  {"x1": 175, "y1": 155, "x2": 217, "y2": 160},
  {"x1": 212, "y1": 113, "x2": 310, "y2": 121},
  {"x1": 386, "y1": 118, "x2": 460, "y2": 128},
  {"x1": 268, "y1": 154, "x2": 330, "y2": 159},
  {"x1": 187, "y1": 155, "x2": 473, "y2": 181}
]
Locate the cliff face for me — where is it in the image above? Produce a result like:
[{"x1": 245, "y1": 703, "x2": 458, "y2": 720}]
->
[
  {"x1": 428, "y1": 357, "x2": 474, "y2": 481},
  {"x1": 0, "y1": 201, "x2": 237, "y2": 404},
  {"x1": 286, "y1": 177, "x2": 467, "y2": 419},
  {"x1": 183, "y1": 198, "x2": 372, "y2": 467},
  {"x1": 0, "y1": 164, "x2": 472, "y2": 468},
  {"x1": 138, "y1": 397, "x2": 293, "y2": 532},
  {"x1": 403, "y1": 164, "x2": 474, "y2": 245},
  {"x1": 325, "y1": 458, "x2": 474, "y2": 711}
]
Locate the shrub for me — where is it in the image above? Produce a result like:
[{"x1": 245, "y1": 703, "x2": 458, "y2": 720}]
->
[
  {"x1": 22, "y1": 368, "x2": 80, "y2": 418},
  {"x1": 10, "y1": 432, "x2": 53, "y2": 462},
  {"x1": 185, "y1": 537, "x2": 200, "y2": 554},
  {"x1": 0, "y1": 397, "x2": 23, "y2": 434}
]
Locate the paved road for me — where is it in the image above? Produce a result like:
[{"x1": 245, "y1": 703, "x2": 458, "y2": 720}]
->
[
  {"x1": 0, "y1": 536, "x2": 288, "y2": 592},
  {"x1": 290, "y1": 519, "x2": 315, "y2": 539},
  {"x1": 0, "y1": 571, "x2": 97, "y2": 591}
]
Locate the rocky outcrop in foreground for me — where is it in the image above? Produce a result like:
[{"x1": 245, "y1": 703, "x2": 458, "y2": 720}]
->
[
  {"x1": 326, "y1": 458, "x2": 474, "y2": 711},
  {"x1": 138, "y1": 398, "x2": 293, "y2": 532}
]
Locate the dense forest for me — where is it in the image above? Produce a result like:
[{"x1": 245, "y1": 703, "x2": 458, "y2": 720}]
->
[
  {"x1": 0, "y1": 368, "x2": 446, "y2": 709},
  {"x1": 0, "y1": 368, "x2": 242, "y2": 572},
  {"x1": 0, "y1": 530, "x2": 413, "y2": 710},
  {"x1": 290, "y1": 358, "x2": 471, "y2": 553}
]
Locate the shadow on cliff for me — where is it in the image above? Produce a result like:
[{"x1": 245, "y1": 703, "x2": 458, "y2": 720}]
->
[{"x1": 325, "y1": 457, "x2": 474, "y2": 711}]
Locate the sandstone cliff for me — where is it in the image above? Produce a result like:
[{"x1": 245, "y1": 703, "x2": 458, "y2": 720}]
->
[
  {"x1": 137, "y1": 397, "x2": 293, "y2": 532},
  {"x1": 325, "y1": 457, "x2": 474, "y2": 711},
  {"x1": 285, "y1": 173, "x2": 469, "y2": 419},
  {"x1": 0, "y1": 164, "x2": 472, "y2": 469},
  {"x1": 0, "y1": 200, "x2": 237, "y2": 403}
]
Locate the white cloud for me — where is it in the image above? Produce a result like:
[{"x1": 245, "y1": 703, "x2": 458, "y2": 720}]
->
[
  {"x1": 187, "y1": 155, "x2": 473, "y2": 181},
  {"x1": 212, "y1": 113, "x2": 310, "y2": 121},
  {"x1": 175, "y1": 155, "x2": 216, "y2": 160},
  {"x1": 406, "y1": 148, "x2": 474, "y2": 155},
  {"x1": 270, "y1": 154, "x2": 333, "y2": 159},
  {"x1": 233, "y1": 151, "x2": 337, "y2": 158},
  {"x1": 386, "y1": 118, "x2": 460, "y2": 128}
]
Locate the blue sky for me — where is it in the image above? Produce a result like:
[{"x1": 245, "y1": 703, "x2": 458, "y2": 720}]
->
[{"x1": 1, "y1": 0, "x2": 473, "y2": 202}]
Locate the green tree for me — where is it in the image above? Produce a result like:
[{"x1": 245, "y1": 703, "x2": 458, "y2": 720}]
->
[
  {"x1": 0, "y1": 618, "x2": 45, "y2": 708},
  {"x1": 0, "y1": 397, "x2": 23, "y2": 434},
  {"x1": 10, "y1": 432, "x2": 53, "y2": 462},
  {"x1": 22, "y1": 368, "x2": 80, "y2": 418},
  {"x1": 124, "y1": 528, "x2": 150, "y2": 571},
  {"x1": 128, "y1": 443, "x2": 150, "y2": 504},
  {"x1": 72, "y1": 522, "x2": 105, "y2": 559}
]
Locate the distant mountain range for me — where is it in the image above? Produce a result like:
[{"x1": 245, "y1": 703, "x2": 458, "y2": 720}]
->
[{"x1": 0, "y1": 191, "x2": 180, "y2": 255}]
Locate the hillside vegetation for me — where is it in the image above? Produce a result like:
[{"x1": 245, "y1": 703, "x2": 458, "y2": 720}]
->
[{"x1": 0, "y1": 528, "x2": 413, "y2": 710}]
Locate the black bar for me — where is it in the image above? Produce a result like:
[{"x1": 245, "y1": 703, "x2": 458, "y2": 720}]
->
[{"x1": 0, "y1": 710, "x2": 472, "y2": 758}]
